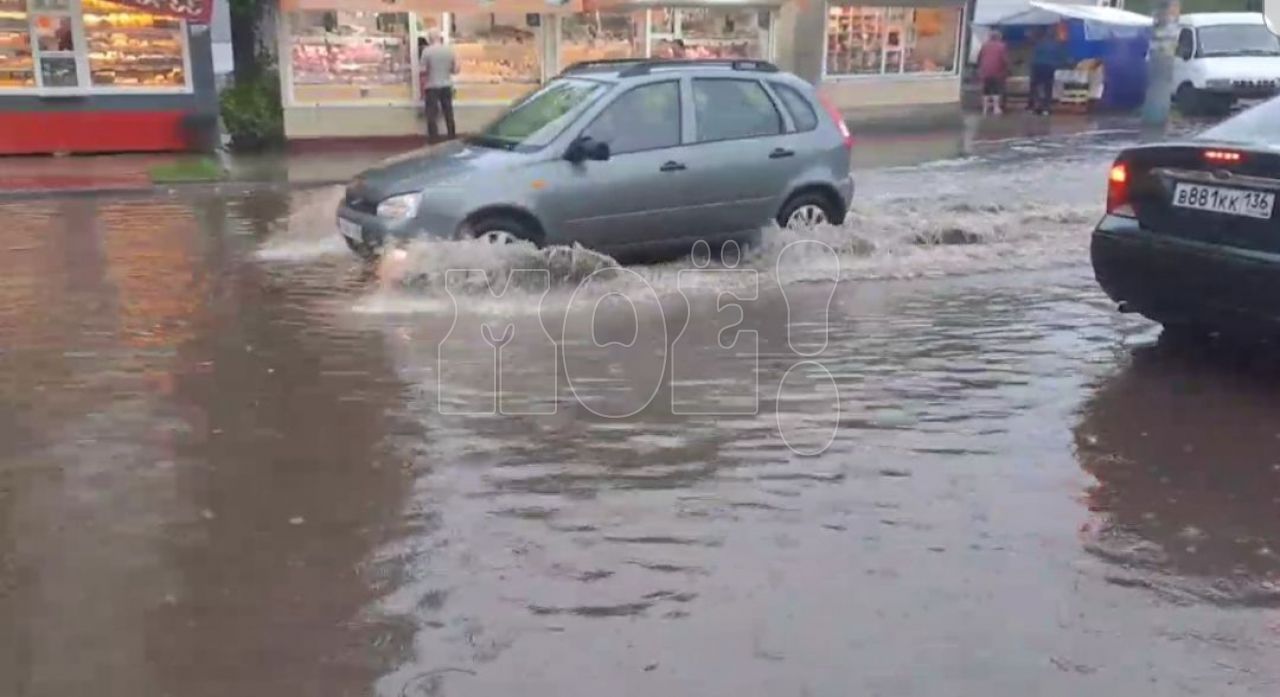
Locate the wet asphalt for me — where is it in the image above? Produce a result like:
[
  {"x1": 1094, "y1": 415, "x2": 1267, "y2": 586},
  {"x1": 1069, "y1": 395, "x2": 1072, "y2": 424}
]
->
[{"x1": 4, "y1": 120, "x2": 1280, "y2": 697}]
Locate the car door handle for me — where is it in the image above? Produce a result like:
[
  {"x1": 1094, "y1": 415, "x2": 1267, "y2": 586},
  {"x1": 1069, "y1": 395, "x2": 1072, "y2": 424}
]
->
[
  {"x1": 769, "y1": 148, "x2": 795, "y2": 159},
  {"x1": 659, "y1": 161, "x2": 687, "y2": 172}
]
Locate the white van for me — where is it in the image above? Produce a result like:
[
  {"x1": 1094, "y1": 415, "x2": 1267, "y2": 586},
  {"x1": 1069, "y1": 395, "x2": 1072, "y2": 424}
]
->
[{"x1": 1171, "y1": 12, "x2": 1280, "y2": 115}]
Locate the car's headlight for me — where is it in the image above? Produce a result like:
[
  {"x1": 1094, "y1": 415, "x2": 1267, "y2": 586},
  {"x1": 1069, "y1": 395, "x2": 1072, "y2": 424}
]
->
[{"x1": 376, "y1": 193, "x2": 420, "y2": 220}]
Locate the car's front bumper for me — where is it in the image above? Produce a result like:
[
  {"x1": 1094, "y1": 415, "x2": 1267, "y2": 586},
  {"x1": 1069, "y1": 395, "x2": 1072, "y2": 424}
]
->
[
  {"x1": 335, "y1": 202, "x2": 463, "y2": 252},
  {"x1": 1092, "y1": 214, "x2": 1280, "y2": 332}
]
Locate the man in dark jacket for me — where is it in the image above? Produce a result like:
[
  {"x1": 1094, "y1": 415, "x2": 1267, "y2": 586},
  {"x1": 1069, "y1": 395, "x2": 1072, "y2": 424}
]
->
[{"x1": 1029, "y1": 24, "x2": 1069, "y2": 115}]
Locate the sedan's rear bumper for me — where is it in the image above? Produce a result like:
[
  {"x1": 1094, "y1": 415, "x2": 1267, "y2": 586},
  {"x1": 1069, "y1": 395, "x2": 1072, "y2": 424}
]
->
[{"x1": 1091, "y1": 214, "x2": 1280, "y2": 333}]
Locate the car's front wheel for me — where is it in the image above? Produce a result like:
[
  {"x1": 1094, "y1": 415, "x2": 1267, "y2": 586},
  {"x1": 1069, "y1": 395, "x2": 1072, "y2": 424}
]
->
[
  {"x1": 777, "y1": 191, "x2": 841, "y2": 230},
  {"x1": 466, "y1": 213, "x2": 542, "y2": 247},
  {"x1": 344, "y1": 236, "x2": 380, "y2": 260}
]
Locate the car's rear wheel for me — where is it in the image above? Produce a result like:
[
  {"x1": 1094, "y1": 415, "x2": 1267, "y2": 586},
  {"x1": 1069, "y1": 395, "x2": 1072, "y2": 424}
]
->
[
  {"x1": 467, "y1": 214, "x2": 541, "y2": 247},
  {"x1": 778, "y1": 192, "x2": 840, "y2": 230}
]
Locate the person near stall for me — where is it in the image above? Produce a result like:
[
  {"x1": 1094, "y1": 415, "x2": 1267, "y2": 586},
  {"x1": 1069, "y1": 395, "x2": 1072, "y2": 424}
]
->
[
  {"x1": 1029, "y1": 23, "x2": 1069, "y2": 115},
  {"x1": 976, "y1": 30, "x2": 1010, "y2": 116},
  {"x1": 420, "y1": 30, "x2": 458, "y2": 143}
]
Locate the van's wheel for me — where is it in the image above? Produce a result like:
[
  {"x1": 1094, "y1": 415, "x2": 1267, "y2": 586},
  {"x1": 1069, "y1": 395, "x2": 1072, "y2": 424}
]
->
[
  {"x1": 466, "y1": 214, "x2": 541, "y2": 247},
  {"x1": 778, "y1": 192, "x2": 840, "y2": 229},
  {"x1": 1174, "y1": 83, "x2": 1205, "y2": 117}
]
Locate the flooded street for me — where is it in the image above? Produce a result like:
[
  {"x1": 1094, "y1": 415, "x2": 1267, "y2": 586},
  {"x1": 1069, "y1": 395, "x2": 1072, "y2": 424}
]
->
[{"x1": 5, "y1": 128, "x2": 1280, "y2": 696}]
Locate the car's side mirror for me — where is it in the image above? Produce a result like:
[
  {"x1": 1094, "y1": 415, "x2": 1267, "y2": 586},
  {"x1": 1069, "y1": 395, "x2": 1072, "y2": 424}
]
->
[{"x1": 566, "y1": 136, "x2": 610, "y2": 163}]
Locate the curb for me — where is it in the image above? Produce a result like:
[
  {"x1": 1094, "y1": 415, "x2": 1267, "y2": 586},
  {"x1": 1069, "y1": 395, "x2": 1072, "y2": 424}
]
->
[{"x1": 0, "y1": 177, "x2": 349, "y2": 200}]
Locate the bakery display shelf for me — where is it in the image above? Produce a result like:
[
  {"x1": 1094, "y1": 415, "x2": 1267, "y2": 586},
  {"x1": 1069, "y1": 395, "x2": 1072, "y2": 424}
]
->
[
  {"x1": 85, "y1": 27, "x2": 182, "y2": 37},
  {"x1": 294, "y1": 35, "x2": 405, "y2": 46}
]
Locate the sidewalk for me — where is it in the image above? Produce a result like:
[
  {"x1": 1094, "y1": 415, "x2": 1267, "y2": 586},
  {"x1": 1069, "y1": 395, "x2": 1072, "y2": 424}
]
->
[{"x1": 0, "y1": 112, "x2": 1158, "y2": 197}]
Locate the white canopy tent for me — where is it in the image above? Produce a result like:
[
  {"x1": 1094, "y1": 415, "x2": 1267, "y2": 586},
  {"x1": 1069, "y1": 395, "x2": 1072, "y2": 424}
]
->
[{"x1": 981, "y1": 1, "x2": 1152, "y2": 29}]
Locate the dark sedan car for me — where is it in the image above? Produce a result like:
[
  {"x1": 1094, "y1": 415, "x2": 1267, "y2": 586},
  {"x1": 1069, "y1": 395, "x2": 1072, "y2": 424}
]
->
[{"x1": 1091, "y1": 96, "x2": 1280, "y2": 339}]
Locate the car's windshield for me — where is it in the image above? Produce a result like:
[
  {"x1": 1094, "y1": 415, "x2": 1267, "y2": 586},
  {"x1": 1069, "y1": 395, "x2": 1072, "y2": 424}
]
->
[
  {"x1": 1198, "y1": 95, "x2": 1280, "y2": 146},
  {"x1": 1196, "y1": 24, "x2": 1280, "y2": 57},
  {"x1": 469, "y1": 78, "x2": 606, "y2": 152}
]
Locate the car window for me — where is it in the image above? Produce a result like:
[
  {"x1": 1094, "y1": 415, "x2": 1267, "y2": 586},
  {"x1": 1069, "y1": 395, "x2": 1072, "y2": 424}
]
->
[
  {"x1": 772, "y1": 82, "x2": 819, "y2": 132},
  {"x1": 473, "y1": 78, "x2": 606, "y2": 152},
  {"x1": 1195, "y1": 24, "x2": 1280, "y2": 57},
  {"x1": 580, "y1": 81, "x2": 681, "y2": 155},
  {"x1": 693, "y1": 78, "x2": 783, "y2": 143},
  {"x1": 1198, "y1": 96, "x2": 1280, "y2": 146}
]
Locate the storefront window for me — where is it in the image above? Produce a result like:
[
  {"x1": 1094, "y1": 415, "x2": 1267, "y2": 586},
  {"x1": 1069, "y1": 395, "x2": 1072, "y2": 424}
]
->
[
  {"x1": 677, "y1": 8, "x2": 766, "y2": 59},
  {"x1": 0, "y1": 0, "x2": 188, "y2": 91},
  {"x1": 289, "y1": 11, "x2": 412, "y2": 104},
  {"x1": 648, "y1": 8, "x2": 769, "y2": 60},
  {"x1": 0, "y1": 0, "x2": 34, "y2": 86},
  {"x1": 560, "y1": 11, "x2": 643, "y2": 67},
  {"x1": 825, "y1": 5, "x2": 961, "y2": 77},
  {"x1": 451, "y1": 11, "x2": 540, "y2": 103},
  {"x1": 84, "y1": 0, "x2": 185, "y2": 87}
]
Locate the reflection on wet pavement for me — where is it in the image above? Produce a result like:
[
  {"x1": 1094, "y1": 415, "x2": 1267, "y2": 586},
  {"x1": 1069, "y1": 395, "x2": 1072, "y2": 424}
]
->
[{"x1": 4, "y1": 132, "x2": 1280, "y2": 697}]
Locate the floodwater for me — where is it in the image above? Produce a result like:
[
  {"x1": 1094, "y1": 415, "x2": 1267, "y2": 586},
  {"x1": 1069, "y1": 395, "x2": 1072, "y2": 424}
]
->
[{"x1": 4, "y1": 126, "x2": 1280, "y2": 697}]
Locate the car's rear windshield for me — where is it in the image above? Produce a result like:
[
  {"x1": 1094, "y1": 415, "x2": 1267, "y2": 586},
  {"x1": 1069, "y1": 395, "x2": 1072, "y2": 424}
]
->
[
  {"x1": 1199, "y1": 96, "x2": 1280, "y2": 147},
  {"x1": 1196, "y1": 24, "x2": 1280, "y2": 57},
  {"x1": 468, "y1": 78, "x2": 606, "y2": 152}
]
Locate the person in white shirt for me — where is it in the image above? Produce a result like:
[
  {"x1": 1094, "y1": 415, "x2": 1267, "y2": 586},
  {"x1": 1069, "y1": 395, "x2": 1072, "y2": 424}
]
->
[{"x1": 419, "y1": 31, "x2": 458, "y2": 142}]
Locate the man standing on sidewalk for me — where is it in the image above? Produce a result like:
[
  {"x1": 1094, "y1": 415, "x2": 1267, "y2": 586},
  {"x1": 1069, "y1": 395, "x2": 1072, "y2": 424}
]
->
[
  {"x1": 420, "y1": 31, "x2": 458, "y2": 143},
  {"x1": 976, "y1": 30, "x2": 1010, "y2": 116}
]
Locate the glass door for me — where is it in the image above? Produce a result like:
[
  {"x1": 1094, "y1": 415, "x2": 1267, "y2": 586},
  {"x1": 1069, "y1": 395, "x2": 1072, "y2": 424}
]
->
[{"x1": 29, "y1": 0, "x2": 84, "y2": 89}]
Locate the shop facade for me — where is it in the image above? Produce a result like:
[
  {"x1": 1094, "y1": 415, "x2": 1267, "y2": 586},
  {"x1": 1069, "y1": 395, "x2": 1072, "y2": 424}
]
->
[
  {"x1": 0, "y1": 0, "x2": 218, "y2": 154},
  {"x1": 277, "y1": 0, "x2": 782, "y2": 142},
  {"x1": 778, "y1": 0, "x2": 967, "y2": 124}
]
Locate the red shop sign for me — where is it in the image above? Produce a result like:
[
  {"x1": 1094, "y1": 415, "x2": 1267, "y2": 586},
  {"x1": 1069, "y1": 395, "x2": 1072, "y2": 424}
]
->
[{"x1": 110, "y1": 0, "x2": 212, "y2": 24}]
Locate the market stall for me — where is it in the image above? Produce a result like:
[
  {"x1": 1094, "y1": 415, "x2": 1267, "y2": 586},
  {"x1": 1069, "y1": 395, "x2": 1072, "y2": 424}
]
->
[
  {"x1": 0, "y1": 0, "x2": 216, "y2": 154},
  {"x1": 980, "y1": 0, "x2": 1151, "y2": 110}
]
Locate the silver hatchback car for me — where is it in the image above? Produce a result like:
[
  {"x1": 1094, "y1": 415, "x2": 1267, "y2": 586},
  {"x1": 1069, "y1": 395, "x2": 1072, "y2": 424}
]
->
[{"x1": 336, "y1": 59, "x2": 854, "y2": 258}]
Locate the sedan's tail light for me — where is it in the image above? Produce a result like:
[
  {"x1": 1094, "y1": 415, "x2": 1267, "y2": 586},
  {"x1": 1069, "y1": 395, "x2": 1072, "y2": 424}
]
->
[
  {"x1": 1204, "y1": 149, "x2": 1243, "y2": 164},
  {"x1": 1107, "y1": 161, "x2": 1135, "y2": 217},
  {"x1": 817, "y1": 93, "x2": 854, "y2": 149}
]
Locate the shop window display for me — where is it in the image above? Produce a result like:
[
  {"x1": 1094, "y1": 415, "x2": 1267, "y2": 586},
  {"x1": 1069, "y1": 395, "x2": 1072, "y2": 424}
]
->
[
  {"x1": 84, "y1": 0, "x2": 185, "y2": 87},
  {"x1": 560, "y1": 11, "x2": 643, "y2": 67},
  {"x1": 450, "y1": 11, "x2": 540, "y2": 103},
  {"x1": 0, "y1": 0, "x2": 34, "y2": 86},
  {"x1": 0, "y1": 0, "x2": 186, "y2": 91},
  {"x1": 289, "y1": 11, "x2": 412, "y2": 104},
  {"x1": 825, "y1": 5, "x2": 960, "y2": 77},
  {"x1": 649, "y1": 8, "x2": 769, "y2": 60}
]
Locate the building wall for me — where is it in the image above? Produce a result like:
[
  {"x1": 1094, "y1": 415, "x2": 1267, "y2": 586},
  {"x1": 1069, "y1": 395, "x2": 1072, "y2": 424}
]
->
[
  {"x1": 283, "y1": 103, "x2": 503, "y2": 140},
  {"x1": 820, "y1": 74, "x2": 961, "y2": 109},
  {"x1": 0, "y1": 26, "x2": 217, "y2": 154}
]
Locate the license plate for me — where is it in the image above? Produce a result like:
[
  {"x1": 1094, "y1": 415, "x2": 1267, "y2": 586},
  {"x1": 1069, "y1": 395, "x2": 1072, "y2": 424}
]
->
[
  {"x1": 1172, "y1": 182, "x2": 1275, "y2": 220},
  {"x1": 337, "y1": 217, "x2": 363, "y2": 241}
]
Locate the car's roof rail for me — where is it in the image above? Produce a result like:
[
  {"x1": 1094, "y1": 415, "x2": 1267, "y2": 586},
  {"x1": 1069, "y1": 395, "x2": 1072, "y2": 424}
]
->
[{"x1": 559, "y1": 58, "x2": 780, "y2": 78}]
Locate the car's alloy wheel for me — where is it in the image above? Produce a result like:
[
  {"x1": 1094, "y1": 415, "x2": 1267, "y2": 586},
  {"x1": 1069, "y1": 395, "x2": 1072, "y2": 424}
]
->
[
  {"x1": 786, "y1": 204, "x2": 829, "y2": 229},
  {"x1": 477, "y1": 230, "x2": 520, "y2": 245}
]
